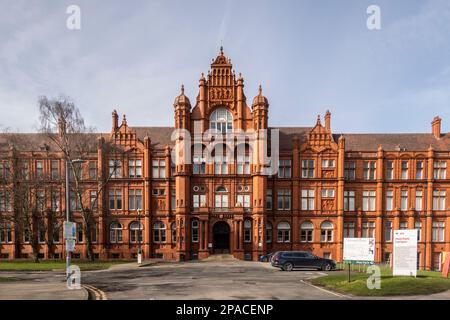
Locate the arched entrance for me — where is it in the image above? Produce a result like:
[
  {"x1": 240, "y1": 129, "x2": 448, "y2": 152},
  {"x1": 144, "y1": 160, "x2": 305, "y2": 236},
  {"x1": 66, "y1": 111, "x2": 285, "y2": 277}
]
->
[{"x1": 213, "y1": 221, "x2": 230, "y2": 254}]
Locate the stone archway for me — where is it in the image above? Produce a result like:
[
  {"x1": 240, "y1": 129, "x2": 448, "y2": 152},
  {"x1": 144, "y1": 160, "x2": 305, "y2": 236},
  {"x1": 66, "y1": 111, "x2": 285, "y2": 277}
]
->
[{"x1": 212, "y1": 221, "x2": 230, "y2": 254}]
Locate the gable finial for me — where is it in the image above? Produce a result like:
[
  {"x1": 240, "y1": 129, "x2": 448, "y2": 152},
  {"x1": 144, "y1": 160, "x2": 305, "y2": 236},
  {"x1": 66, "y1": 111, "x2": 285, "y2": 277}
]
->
[
  {"x1": 181, "y1": 84, "x2": 184, "y2": 94},
  {"x1": 258, "y1": 84, "x2": 262, "y2": 95},
  {"x1": 316, "y1": 114, "x2": 321, "y2": 125}
]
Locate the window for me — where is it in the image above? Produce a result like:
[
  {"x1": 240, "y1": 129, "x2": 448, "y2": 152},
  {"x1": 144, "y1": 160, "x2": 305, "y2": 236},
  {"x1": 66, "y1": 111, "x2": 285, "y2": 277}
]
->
[
  {"x1": 210, "y1": 108, "x2": 233, "y2": 133},
  {"x1": 344, "y1": 191, "x2": 355, "y2": 211},
  {"x1": 401, "y1": 161, "x2": 409, "y2": 180},
  {"x1": 0, "y1": 223, "x2": 12, "y2": 243},
  {"x1": 191, "y1": 220, "x2": 199, "y2": 242},
  {"x1": 171, "y1": 222, "x2": 177, "y2": 243},
  {"x1": 90, "y1": 190, "x2": 98, "y2": 211},
  {"x1": 237, "y1": 155, "x2": 251, "y2": 175},
  {"x1": 415, "y1": 190, "x2": 423, "y2": 211},
  {"x1": 153, "y1": 222, "x2": 166, "y2": 243},
  {"x1": 385, "y1": 221, "x2": 392, "y2": 242},
  {"x1": 152, "y1": 159, "x2": 166, "y2": 178},
  {"x1": 171, "y1": 189, "x2": 176, "y2": 210},
  {"x1": 301, "y1": 160, "x2": 315, "y2": 178},
  {"x1": 89, "y1": 161, "x2": 97, "y2": 180},
  {"x1": 76, "y1": 223, "x2": 83, "y2": 243},
  {"x1": 416, "y1": 161, "x2": 424, "y2": 179},
  {"x1": 344, "y1": 161, "x2": 356, "y2": 180},
  {"x1": 152, "y1": 188, "x2": 166, "y2": 196},
  {"x1": 215, "y1": 187, "x2": 228, "y2": 208},
  {"x1": 193, "y1": 194, "x2": 206, "y2": 208},
  {"x1": 51, "y1": 160, "x2": 59, "y2": 180},
  {"x1": 266, "y1": 223, "x2": 272, "y2": 243},
  {"x1": 70, "y1": 191, "x2": 81, "y2": 211},
  {"x1": 214, "y1": 156, "x2": 228, "y2": 175},
  {"x1": 433, "y1": 190, "x2": 446, "y2": 210},
  {"x1": 109, "y1": 189, "x2": 122, "y2": 210},
  {"x1": 21, "y1": 161, "x2": 29, "y2": 180},
  {"x1": 0, "y1": 161, "x2": 10, "y2": 180},
  {"x1": 90, "y1": 222, "x2": 97, "y2": 243},
  {"x1": 36, "y1": 190, "x2": 45, "y2": 212},
  {"x1": 244, "y1": 220, "x2": 251, "y2": 242},
  {"x1": 129, "y1": 222, "x2": 143, "y2": 243},
  {"x1": 52, "y1": 223, "x2": 60, "y2": 243},
  {"x1": 415, "y1": 221, "x2": 422, "y2": 241},
  {"x1": 362, "y1": 191, "x2": 376, "y2": 211},
  {"x1": 434, "y1": 161, "x2": 446, "y2": 179},
  {"x1": 386, "y1": 190, "x2": 394, "y2": 211},
  {"x1": 128, "y1": 189, "x2": 142, "y2": 211},
  {"x1": 399, "y1": 221, "x2": 408, "y2": 230},
  {"x1": 362, "y1": 221, "x2": 375, "y2": 238},
  {"x1": 278, "y1": 160, "x2": 292, "y2": 178},
  {"x1": 193, "y1": 155, "x2": 206, "y2": 174},
  {"x1": 322, "y1": 159, "x2": 335, "y2": 168},
  {"x1": 301, "y1": 190, "x2": 315, "y2": 210},
  {"x1": 277, "y1": 222, "x2": 291, "y2": 243},
  {"x1": 321, "y1": 188, "x2": 335, "y2": 198},
  {"x1": 300, "y1": 221, "x2": 313, "y2": 242},
  {"x1": 110, "y1": 222, "x2": 123, "y2": 243},
  {"x1": 236, "y1": 194, "x2": 250, "y2": 208},
  {"x1": 129, "y1": 160, "x2": 142, "y2": 178},
  {"x1": 277, "y1": 189, "x2": 291, "y2": 210},
  {"x1": 50, "y1": 191, "x2": 60, "y2": 212},
  {"x1": 109, "y1": 159, "x2": 122, "y2": 178},
  {"x1": 23, "y1": 228, "x2": 30, "y2": 243},
  {"x1": 343, "y1": 222, "x2": 355, "y2": 238},
  {"x1": 363, "y1": 161, "x2": 376, "y2": 180},
  {"x1": 0, "y1": 190, "x2": 11, "y2": 212},
  {"x1": 266, "y1": 189, "x2": 273, "y2": 210},
  {"x1": 400, "y1": 190, "x2": 408, "y2": 211},
  {"x1": 320, "y1": 221, "x2": 333, "y2": 242},
  {"x1": 36, "y1": 160, "x2": 44, "y2": 178},
  {"x1": 432, "y1": 222, "x2": 445, "y2": 242},
  {"x1": 386, "y1": 161, "x2": 394, "y2": 180}
]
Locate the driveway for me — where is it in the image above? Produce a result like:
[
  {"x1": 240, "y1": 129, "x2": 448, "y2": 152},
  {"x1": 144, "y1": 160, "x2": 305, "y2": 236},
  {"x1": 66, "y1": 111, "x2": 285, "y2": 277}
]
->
[{"x1": 82, "y1": 256, "x2": 344, "y2": 300}]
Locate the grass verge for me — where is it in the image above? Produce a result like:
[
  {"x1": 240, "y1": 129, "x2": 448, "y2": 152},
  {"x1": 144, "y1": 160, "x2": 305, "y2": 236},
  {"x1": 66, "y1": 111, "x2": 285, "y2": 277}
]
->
[
  {"x1": 310, "y1": 266, "x2": 450, "y2": 296},
  {"x1": 0, "y1": 260, "x2": 130, "y2": 271}
]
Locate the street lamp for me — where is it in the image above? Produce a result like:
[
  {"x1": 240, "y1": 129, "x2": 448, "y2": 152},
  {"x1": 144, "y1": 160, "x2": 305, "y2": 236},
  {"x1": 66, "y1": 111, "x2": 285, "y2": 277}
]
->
[
  {"x1": 137, "y1": 209, "x2": 142, "y2": 264},
  {"x1": 65, "y1": 158, "x2": 86, "y2": 278}
]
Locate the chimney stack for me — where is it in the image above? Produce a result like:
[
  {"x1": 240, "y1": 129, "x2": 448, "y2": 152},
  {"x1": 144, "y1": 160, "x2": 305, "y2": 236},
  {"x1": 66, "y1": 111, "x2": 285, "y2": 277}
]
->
[
  {"x1": 432, "y1": 116, "x2": 441, "y2": 139},
  {"x1": 325, "y1": 110, "x2": 331, "y2": 131},
  {"x1": 112, "y1": 110, "x2": 118, "y2": 132}
]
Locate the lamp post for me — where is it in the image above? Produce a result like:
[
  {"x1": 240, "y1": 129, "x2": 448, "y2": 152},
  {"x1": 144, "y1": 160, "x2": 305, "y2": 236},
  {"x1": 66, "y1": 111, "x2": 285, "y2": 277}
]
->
[
  {"x1": 137, "y1": 209, "x2": 142, "y2": 264},
  {"x1": 65, "y1": 158, "x2": 85, "y2": 278}
]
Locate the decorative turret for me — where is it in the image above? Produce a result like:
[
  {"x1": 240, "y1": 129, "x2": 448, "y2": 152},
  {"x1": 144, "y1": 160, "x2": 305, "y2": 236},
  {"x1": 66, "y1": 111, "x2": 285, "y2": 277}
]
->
[
  {"x1": 174, "y1": 84, "x2": 191, "y2": 130},
  {"x1": 251, "y1": 85, "x2": 269, "y2": 130}
]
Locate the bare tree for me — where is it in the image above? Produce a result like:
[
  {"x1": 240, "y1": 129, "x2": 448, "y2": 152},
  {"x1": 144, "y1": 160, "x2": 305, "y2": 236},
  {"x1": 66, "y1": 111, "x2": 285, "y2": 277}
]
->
[{"x1": 38, "y1": 96, "x2": 123, "y2": 261}]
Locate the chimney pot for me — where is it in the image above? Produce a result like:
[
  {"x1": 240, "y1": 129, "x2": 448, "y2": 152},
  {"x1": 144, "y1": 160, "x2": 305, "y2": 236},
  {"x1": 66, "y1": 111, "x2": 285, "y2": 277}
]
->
[{"x1": 432, "y1": 116, "x2": 441, "y2": 139}]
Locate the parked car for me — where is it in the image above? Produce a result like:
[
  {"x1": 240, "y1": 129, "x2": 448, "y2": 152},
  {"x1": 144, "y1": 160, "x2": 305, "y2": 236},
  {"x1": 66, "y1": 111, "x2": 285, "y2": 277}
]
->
[
  {"x1": 271, "y1": 251, "x2": 336, "y2": 271},
  {"x1": 259, "y1": 253, "x2": 274, "y2": 262}
]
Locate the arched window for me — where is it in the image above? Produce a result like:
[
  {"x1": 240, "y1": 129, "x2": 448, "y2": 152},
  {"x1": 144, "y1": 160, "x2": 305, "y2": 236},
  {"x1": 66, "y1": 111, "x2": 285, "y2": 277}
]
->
[
  {"x1": 244, "y1": 219, "x2": 252, "y2": 242},
  {"x1": 191, "y1": 220, "x2": 199, "y2": 243},
  {"x1": 153, "y1": 222, "x2": 166, "y2": 243},
  {"x1": 320, "y1": 221, "x2": 333, "y2": 242},
  {"x1": 277, "y1": 222, "x2": 291, "y2": 243},
  {"x1": 129, "y1": 221, "x2": 143, "y2": 243},
  {"x1": 210, "y1": 108, "x2": 233, "y2": 133},
  {"x1": 300, "y1": 221, "x2": 313, "y2": 243},
  {"x1": 266, "y1": 222, "x2": 272, "y2": 243},
  {"x1": 215, "y1": 186, "x2": 229, "y2": 208},
  {"x1": 110, "y1": 222, "x2": 123, "y2": 243},
  {"x1": 171, "y1": 222, "x2": 177, "y2": 243}
]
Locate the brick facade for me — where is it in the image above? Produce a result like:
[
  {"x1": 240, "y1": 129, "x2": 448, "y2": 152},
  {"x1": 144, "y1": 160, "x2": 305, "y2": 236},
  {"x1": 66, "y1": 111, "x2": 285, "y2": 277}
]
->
[{"x1": 0, "y1": 48, "x2": 449, "y2": 270}]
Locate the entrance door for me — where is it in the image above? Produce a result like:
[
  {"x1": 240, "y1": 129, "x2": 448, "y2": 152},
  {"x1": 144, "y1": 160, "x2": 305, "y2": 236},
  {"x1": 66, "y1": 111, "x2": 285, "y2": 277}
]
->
[{"x1": 213, "y1": 221, "x2": 230, "y2": 254}]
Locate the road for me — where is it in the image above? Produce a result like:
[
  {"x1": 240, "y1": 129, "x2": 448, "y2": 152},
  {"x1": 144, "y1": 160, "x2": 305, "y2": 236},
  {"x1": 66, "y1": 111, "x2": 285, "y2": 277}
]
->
[{"x1": 81, "y1": 256, "x2": 344, "y2": 300}]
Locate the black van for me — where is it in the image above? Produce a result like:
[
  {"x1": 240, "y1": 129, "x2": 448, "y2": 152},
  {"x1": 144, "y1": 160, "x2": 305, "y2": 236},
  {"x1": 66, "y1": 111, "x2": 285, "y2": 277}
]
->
[{"x1": 271, "y1": 251, "x2": 336, "y2": 271}]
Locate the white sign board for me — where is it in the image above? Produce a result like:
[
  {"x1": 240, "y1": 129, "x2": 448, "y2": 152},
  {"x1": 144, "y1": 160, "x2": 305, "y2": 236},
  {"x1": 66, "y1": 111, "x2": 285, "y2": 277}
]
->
[
  {"x1": 66, "y1": 239, "x2": 76, "y2": 252},
  {"x1": 64, "y1": 221, "x2": 77, "y2": 239},
  {"x1": 393, "y1": 229, "x2": 418, "y2": 277},
  {"x1": 343, "y1": 238, "x2": 375, "y2": 264}
]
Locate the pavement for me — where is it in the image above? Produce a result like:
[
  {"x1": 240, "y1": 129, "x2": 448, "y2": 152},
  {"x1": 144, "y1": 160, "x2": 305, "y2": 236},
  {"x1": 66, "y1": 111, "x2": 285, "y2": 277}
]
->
[{"x1": 1, "y1": 255, "x2": 450, "y2": 300}]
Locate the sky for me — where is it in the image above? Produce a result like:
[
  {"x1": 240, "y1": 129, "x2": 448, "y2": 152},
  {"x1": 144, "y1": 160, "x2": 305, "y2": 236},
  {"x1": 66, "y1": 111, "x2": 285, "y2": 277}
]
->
[{"x1": 1, "y1": 0, "x2": 450, "y2": 134}]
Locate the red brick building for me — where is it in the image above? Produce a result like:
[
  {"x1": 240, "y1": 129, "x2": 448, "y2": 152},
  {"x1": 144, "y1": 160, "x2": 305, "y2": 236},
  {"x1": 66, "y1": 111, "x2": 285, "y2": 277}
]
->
[{"x1": 0, "y1": 48, "x2": 449, "y2": 270}]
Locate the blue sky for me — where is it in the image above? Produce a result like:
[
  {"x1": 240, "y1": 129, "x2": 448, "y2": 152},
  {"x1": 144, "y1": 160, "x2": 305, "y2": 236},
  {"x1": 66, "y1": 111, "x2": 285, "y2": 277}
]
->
[{"x1": 1, "y1": 0, "x2": 450, "y2": 133}]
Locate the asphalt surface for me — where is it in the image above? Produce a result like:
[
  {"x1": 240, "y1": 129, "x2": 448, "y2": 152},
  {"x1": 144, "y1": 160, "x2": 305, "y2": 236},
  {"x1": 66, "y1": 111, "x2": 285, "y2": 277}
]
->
[{"x1": 82, "y1": 257, "x2": 342, "y2": 300}]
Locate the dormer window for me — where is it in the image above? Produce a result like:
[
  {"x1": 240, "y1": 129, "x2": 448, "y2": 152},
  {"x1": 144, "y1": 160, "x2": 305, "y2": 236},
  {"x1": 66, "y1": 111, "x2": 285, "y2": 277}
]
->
[{"x1": 210, "y1": 108, "x2": 232, "y2": 133}]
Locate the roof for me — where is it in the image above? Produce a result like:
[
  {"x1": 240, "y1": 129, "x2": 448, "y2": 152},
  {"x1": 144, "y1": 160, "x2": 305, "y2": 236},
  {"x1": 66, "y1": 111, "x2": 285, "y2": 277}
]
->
[{"x1": 1, "y1": 128, "x2": 449, "y2": 153}]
